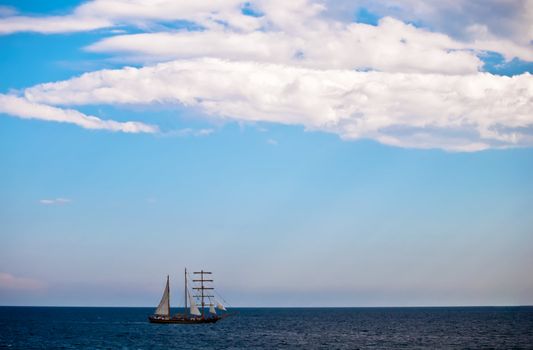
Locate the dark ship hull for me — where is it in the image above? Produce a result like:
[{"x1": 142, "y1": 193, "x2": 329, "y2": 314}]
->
[{"x1": 148, "y1": 315, "x2": 221, "y2": 324}]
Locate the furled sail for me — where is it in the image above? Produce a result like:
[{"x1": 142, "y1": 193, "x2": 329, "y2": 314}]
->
[
  {"x1": 154, "y1": 276, "x2": 170, "y2": 317},
  {"x1": 188, "y1": 291, "x2": 201, "y2": 316},
  {"x1": 209, "y1": 304, "x2": 216, "y2": 314}
]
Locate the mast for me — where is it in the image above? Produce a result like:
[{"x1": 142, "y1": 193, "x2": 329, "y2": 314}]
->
[
  {"x1": 184, "y1": 268, "x2": 187, "y2": 315},
  {"x1": 166, "y1": 275, "x2": 170, "y2": 316},
  {"x1": 193, "y1": 270, "x2": 213, "y2": 319}
]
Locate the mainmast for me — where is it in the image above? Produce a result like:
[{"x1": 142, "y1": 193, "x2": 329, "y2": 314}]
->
[
  {"x1": 184, "y1": 268, "x2": 188, "y2": 315},
  {"x1": 193, "y1": 270, "x2": 213, "y2": 319}
]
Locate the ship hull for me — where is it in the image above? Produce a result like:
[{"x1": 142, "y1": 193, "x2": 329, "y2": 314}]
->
[{"x1": 148, "y1": 315, "x2": 221, "y2": 324}]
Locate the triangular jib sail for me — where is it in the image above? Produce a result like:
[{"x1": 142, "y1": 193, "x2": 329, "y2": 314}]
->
[
  {"x1": 154, "y1": 275, "x2": 170, "y2": 317},
  {"x1": 216, "y1": 300, "x2": 226, "y2": 311}
]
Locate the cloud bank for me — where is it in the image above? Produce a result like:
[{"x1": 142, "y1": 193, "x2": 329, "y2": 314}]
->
[
  {"x1": 0, "y1": 0, "x2": 532, "y2": 151},
  {"x1": 23, "y1": 59, "x2": 533, "y2": 151}
]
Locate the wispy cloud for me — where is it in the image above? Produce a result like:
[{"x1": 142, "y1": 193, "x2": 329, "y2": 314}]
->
[
  {"x1": 0, "y1": 0, "x2": 255, "y2": 35},
  {"x1": 0, "y1": 94, "x2": 158, "y2": 133},
  {"x1": 0, "y1": 5, "x2": 17, "y2": 17},
  {"x1": 0, "y1": 15, "x2": 111, "y2": 34},
  {"x1": 0, "y1": 272, "x2": 46, "y2": 291},
  {"x1": 159, "y1": 128, "x2": 215, "y2": 138},
  {"x1": 267, "y1": 138, "x2": 278, "y2": 145},
  {"x1": 39, "y1": 198, "x2": 72, "y2": 205}
]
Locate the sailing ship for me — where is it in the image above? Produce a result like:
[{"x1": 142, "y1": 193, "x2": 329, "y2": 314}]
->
[{"x1": 148, "y1": 268, "x2": 228, "y2": 324}]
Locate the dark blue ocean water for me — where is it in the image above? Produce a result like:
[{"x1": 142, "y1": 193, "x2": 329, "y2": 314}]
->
[{"x1": 1, "y1": 307, "x2": 532, "y2": 349}]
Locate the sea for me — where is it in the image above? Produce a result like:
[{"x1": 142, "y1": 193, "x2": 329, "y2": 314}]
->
[{"x1": 1, "y1": 306, "x2": 532, "y2": 349}]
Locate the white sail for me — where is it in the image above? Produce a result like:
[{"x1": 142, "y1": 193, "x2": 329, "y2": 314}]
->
[
  {"x1": 154, "y1": 276, "x2": 170, "y2": 316},
  {"x1": 188, "y1": 292, "x2": 201, "y2": 316},
  {"x1": 209, "y1": 304, "x2": 216, "y2": 314},
  {"x1": 215, "y1": 299, "x2": 226, "y2": 311}
]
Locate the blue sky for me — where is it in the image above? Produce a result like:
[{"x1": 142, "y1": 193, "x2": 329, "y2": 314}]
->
[{"x1": 0, "y1": 0, "x2": 532, "y2": 307}]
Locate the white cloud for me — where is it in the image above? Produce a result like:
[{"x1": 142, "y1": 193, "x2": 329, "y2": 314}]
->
[
  {"x1": 0, "y1": 272, "x2": 45, "y2": 291},
  {"x1": 1, "y1": 0, "x2": 531, "y2": 67},
  {"x1": 39, "y1": 198, "x2": 72, "y2": 205},
  {"x1": 73, "y1": 0, "x2": 256, "y2": 30},
  {"x1": 348, "y1": 0, "x2": 533, "y2": 44},
  {"x1": 0, "y1": 15, "x2": 112, "y2": 34},
  {"x1": 0, "y1": 0, "x2": 258, "y2": 35},
  {"x1": 87, "y1": 17, "x2": 484, "y2": 74},
  {"x1": 1, "y1": 1, "x2": 532, "y2": 151},
  {"x1": 160, "y1": 128, "x2": 215, "y2": 137},
  {"x1": 329, "y1": 0, "x2": 533, "y2": 62},
  {"x1": 0, "y1": 94, "x2": 158, "y2": 133},
  {"x1": 22, "y1": 58, "x2": 533, "y2": 151},
  {"x1": 466, "y1": 28, "x2": 533, "y2": 62},
  {"x1": 267, "y1": 138, "x2": 278, "y2": 145}
]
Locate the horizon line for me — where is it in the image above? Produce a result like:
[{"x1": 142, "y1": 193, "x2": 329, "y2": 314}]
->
[{"x1": 1, "y1": 305, "x2": 532, "y2": 308}]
